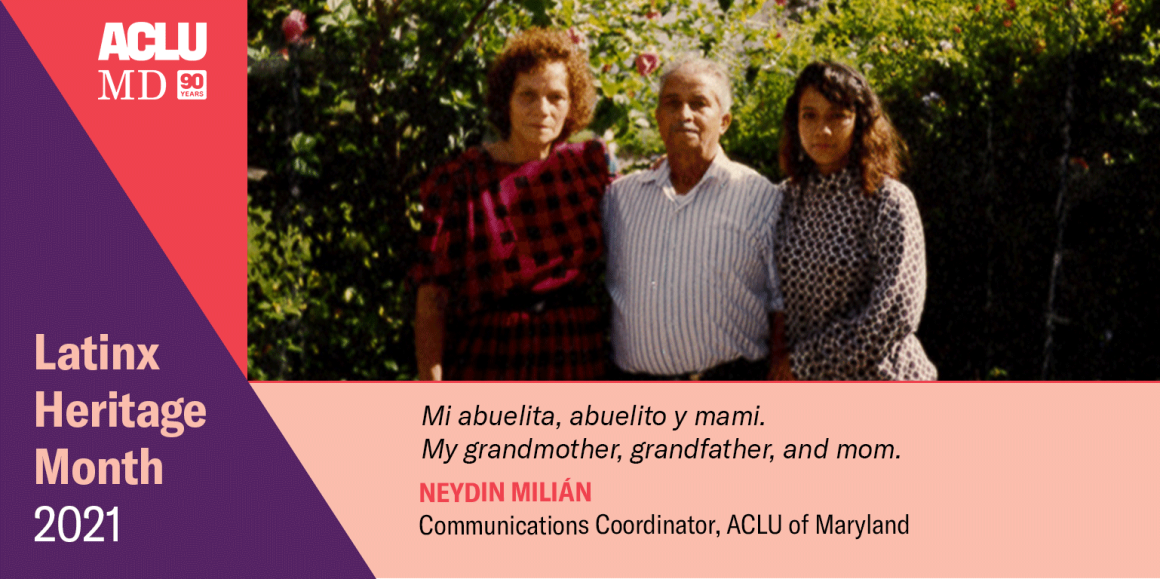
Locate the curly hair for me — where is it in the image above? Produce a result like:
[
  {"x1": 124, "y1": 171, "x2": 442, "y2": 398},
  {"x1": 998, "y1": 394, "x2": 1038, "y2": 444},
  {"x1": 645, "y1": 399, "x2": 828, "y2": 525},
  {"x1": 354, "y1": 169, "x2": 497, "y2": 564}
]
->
[
  {"x1": 486, "y1": 28, "x2": 596, "y2": 143},
  {"x1": 778, "y1": 61, "x2": 908, "y2": 195}
]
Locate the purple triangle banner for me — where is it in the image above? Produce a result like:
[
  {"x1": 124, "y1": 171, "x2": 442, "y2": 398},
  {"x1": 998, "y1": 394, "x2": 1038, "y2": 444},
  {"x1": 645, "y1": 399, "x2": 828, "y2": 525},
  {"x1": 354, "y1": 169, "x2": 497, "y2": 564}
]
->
[{"x1": 0, "y1": 4, "x2": 373, "y2": 576}]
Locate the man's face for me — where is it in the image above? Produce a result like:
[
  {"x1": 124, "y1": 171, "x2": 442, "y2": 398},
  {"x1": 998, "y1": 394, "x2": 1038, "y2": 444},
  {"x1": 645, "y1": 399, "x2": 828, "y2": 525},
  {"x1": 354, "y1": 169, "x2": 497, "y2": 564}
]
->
[{"x1": 655, "y1": 70, "x2": 731, "y2": 160}]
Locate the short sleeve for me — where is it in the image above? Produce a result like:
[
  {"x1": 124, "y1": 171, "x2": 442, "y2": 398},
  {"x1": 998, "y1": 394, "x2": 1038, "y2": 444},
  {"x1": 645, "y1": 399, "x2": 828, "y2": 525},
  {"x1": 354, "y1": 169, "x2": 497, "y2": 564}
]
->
[
  {"x1": 408, "y1": 160, "x2": 464, "y2": 290},
  {"x1": 581, "y1": 139, "x2": 614, "y2": 188}
]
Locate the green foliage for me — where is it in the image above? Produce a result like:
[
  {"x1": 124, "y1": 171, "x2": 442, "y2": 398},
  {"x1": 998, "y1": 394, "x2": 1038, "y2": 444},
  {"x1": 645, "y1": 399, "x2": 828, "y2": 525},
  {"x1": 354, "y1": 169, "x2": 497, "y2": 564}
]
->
[
  {"x1": 247, "y1": 199, "x2": 312, "y2": 380},
  {"x1": 249, "y1": 0, "x2": 1158, "y2": 379}
]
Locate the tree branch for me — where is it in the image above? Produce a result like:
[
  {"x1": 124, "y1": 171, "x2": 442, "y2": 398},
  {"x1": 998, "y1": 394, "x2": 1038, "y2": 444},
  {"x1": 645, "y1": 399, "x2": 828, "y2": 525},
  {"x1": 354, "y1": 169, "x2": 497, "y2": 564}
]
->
[{"x1": 432, "y1": 0, "x2": 496, "y2": 89}]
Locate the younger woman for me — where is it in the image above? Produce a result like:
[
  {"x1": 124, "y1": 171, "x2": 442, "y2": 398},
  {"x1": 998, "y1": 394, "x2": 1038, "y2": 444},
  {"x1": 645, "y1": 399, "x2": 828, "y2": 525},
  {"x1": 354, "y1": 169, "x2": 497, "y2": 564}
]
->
[{"x1": 773, "y1": 62, "x2": 937, "y2": 380}]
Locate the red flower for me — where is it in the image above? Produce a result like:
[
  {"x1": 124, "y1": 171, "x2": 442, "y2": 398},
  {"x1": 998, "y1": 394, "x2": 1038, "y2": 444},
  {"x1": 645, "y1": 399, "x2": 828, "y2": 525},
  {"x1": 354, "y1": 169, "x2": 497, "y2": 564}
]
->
[
  {"x1": 568, "y1": 27, "x2": 586, "y2": 45},
  {"x1": 1006, "y1": 0, "x2": 1017, "y2": 10},
  {"x1": 1003, "y1": 19, "x2": 1013, "y2": 27},
  {"x1": 646, "y1": 11, "x2": 660, "y2": 20},
  {"x1": 776, "y1": 0, "x2": 787, "y2": 5},
  {"x1": 952, "y1": 25, "x2": 962, "y2": 34},
  {"x1": 282, "y1": 10, "x2": 307, "y2": 44},
  {"x1": 636, "y1": 52, "x2": 659, "y2": 76}
]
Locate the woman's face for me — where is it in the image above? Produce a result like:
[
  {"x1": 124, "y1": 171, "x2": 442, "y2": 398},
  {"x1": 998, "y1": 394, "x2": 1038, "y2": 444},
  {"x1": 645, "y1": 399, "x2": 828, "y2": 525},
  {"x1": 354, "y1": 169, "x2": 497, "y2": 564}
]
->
[
  {"x1": 508, "y1": 61, "x2": 571, "y2": 150},
  {"x1": 797, "y1": 86, "x2": 856, "y2": 175}
]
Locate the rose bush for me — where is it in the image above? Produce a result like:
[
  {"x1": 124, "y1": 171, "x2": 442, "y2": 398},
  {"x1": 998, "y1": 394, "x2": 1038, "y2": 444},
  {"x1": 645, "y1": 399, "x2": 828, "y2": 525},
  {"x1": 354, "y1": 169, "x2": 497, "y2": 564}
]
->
[{"x1": 281, "y1": 9, "x2": 306, "y2": 44}]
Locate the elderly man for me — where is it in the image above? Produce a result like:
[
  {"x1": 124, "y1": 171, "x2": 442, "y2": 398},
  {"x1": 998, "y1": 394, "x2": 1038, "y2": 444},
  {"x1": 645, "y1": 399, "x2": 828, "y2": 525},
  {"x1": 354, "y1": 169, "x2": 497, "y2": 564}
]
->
[{"x1": 603, "y1": 55, "x2": 785, "y2": 380}]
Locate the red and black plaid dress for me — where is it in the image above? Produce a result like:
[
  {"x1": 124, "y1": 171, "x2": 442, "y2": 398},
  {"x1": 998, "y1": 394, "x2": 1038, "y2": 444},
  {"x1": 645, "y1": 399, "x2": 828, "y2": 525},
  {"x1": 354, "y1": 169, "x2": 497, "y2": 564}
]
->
[{"x1": 410, "y1": 140, "x2": 611, "y2": 380}]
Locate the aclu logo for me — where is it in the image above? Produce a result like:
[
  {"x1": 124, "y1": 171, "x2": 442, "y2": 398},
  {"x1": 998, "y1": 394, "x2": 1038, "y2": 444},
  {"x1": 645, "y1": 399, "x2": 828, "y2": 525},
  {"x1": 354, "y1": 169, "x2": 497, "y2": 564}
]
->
[{"x1": 97, "y1": 23, "x2": 207, "y2": 101}]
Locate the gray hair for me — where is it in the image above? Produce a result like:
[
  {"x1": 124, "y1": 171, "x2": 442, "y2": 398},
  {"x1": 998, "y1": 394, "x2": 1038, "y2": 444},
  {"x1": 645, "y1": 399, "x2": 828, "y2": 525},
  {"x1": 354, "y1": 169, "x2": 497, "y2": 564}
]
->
[{"x1": 657, "y1": 54, "x2": 733, "y2": 113}]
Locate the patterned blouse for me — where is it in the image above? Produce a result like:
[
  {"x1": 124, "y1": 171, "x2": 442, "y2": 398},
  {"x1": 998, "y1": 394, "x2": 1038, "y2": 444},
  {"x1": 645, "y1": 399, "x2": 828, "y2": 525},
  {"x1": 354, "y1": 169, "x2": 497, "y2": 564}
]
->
[
  {"x1": 775, "y1": 168, "x2": 937, "y2": 380},
  {"x1": 410, "y1": 140, "x2": 611, "y2": 380}
]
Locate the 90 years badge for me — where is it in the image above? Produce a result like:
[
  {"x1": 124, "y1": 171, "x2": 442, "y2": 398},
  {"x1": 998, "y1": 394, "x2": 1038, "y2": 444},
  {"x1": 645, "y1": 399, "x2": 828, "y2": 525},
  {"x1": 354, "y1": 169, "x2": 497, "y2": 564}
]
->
[{"x1": 176, "y1": 70, "x2": 206, "y2": 100}]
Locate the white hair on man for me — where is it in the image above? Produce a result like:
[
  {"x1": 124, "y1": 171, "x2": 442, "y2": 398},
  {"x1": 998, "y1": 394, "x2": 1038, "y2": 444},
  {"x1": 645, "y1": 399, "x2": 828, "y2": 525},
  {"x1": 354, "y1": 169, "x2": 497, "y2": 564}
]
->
[{"x1": 657, "y1": 53, "x2": 733, "y2": 113}]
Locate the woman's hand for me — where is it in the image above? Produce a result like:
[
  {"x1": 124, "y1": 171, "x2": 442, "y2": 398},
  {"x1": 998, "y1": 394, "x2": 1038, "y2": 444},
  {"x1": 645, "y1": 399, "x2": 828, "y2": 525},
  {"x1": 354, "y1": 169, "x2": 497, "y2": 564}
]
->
[
  {"x1": 767, "y1": 352, "x2": 795, "y2": 381},
  {"x1": 415, "y1": 284, "x2": 449, "y2": 381},
  {"x1": 767, "y1": 311, "x2": 795, "y2": 380}
]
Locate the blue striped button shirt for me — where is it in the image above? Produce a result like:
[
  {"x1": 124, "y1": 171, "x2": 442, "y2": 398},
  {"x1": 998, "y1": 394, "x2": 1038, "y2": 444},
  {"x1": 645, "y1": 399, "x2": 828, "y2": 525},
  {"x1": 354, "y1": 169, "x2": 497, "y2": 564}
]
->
[{"x1": 603, "y1": 151, "x2": 784, "y2": 375}]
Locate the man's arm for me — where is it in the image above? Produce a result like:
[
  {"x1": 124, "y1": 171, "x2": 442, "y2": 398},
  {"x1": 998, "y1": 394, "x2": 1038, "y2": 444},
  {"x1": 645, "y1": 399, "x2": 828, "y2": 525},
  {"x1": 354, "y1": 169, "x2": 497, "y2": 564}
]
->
[{"x1": 762, "y1": 180, "x2": 792, "y2": 380}]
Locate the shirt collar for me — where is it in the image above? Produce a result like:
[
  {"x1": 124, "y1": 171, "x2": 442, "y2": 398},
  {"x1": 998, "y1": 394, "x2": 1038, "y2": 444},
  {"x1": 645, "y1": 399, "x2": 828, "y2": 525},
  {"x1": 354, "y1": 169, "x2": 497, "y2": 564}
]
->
[
  {"x1": 807, "y1": 165, "x2": 859, "y2": 191},
  {"x1": 643, "y1": 146, "x2": 736, "y2": 186}
]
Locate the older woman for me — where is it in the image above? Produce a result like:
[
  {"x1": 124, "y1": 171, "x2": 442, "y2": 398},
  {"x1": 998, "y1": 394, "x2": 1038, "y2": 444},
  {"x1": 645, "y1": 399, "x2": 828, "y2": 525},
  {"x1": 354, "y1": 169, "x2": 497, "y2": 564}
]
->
[
  {"x1": 772, "y1": 62, "x2": 937, "y2": 381},
  {"x1": 411, "y1": 28, "x2": 610, "y2": 380}
]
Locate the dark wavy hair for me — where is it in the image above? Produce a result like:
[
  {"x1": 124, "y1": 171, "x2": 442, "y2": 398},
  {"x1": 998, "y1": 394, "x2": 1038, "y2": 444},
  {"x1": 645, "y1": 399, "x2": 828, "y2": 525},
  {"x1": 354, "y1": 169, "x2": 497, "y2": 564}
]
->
[
  {"x1": 486, "y1": 28, "x2": 596, "y2": 143},
  {"x1": 778, "y1": 61, "x2": 908, "y2": 195}
]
